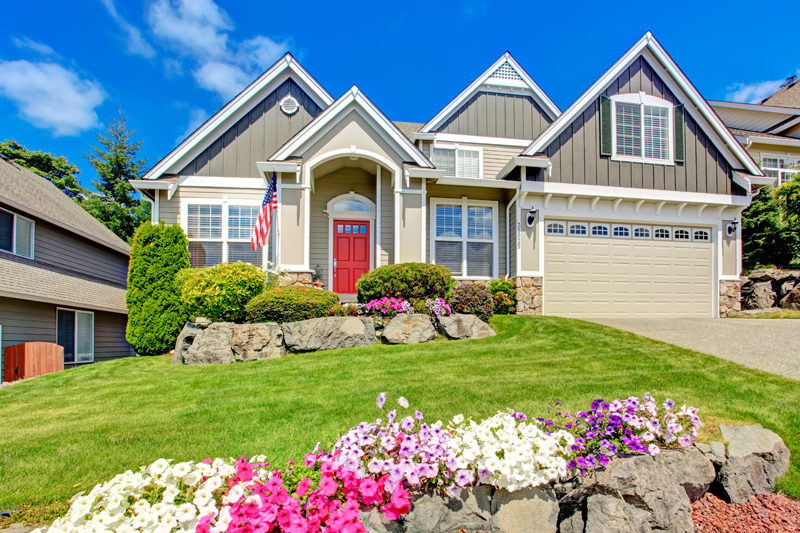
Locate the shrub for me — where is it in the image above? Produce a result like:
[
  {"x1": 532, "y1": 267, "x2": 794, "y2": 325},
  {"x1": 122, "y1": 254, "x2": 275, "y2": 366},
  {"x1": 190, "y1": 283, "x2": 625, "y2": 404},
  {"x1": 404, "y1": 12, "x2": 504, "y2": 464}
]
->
[
  {"x1": 488, "y1": 277, "x2": 517, "y2": 315},
  {"x1": 176, "y1": 262, "x2": 266, "y2": 323},
  {"x1": 448, "y1": 283, "x2": 494, "y2": 323},
  {"x1": 126, "y1": 222, "x2": 192, "y2": 356},
  {"x1": 356, "y1": 263, "x2": 455, "y2": 303},
  {"x1": 246, "y1": 286, "x2": 340, "y2": 323}
]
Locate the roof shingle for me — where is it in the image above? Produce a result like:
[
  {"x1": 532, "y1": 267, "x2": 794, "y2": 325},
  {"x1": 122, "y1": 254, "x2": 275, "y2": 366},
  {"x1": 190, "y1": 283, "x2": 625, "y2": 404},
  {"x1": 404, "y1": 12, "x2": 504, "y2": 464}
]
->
[{"x1": 759, "y1": 80, "x2": 800, "y2": 108}]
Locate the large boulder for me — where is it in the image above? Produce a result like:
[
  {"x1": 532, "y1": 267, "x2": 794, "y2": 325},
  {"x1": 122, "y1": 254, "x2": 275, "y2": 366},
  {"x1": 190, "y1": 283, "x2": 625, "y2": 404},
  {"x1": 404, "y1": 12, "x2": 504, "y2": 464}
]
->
[
  {"x1": 228, "y1": 323, "x2": 284, "y2": 361},
  {"x1": 491, "y1": 486, "x2": 558, "y2": 533},
  {"x1": 748, "y1": 268, "x2": 778, "y2": 281},
  {"x1": 780, "y1": 286, "x2": 800, "y2": 310},
  {"x1": 172, "y1": 322, "x2": 205, "y2": 364},
  {"x1": 382, "y1": 314, "x2": 436, "y2": 344},
  {"x1": 718, "y1": 424, "x2": 791, "y2": 503},
  {"x1": 182, "y1": 323, "x2": 235, "y2": 365},
  {"x1": 283, "y1": 317, "x2": 376, "y2": 352},
  {"x1": 748, "y1": 281, "x2": 778, "y2": 309},
  {"x1": 438, "y1": 314, "x2": 496, "y2": 340}
]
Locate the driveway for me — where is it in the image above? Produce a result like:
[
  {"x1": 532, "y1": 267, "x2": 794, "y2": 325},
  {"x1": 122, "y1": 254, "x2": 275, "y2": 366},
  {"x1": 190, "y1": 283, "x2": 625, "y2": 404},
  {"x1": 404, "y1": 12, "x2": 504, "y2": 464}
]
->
[{"x1": 587, "y1": 318, "x2": 800, "y2": 381}]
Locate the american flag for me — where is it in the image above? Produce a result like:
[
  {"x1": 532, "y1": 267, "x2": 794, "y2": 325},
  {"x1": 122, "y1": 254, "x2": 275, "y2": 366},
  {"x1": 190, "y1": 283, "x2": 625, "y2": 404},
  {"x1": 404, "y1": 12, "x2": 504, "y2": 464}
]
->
[{"x1": 251, "y1": 171, "x2": 278, "y2": 251}]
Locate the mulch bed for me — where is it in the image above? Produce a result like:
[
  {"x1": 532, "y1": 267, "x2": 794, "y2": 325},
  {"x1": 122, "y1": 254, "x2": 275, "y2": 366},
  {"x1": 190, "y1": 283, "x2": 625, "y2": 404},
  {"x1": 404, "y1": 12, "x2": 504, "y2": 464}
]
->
[{"x1": 692, "y1": 492, "x2": 800, "y2": 532}]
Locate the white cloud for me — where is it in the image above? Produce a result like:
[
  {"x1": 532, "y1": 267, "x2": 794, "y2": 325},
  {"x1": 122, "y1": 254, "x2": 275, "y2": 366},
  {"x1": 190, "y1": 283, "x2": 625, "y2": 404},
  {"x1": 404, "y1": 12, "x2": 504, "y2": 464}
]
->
[
  {"x1": 146, "y1": 0, "x2": 289, "y2": 100},
  {"x1": 726, "y1": 78, "x2": 787, "y2": 103},
  {"x1": 99, "y1": 0, "x2": 156, "y2": 58},
  {"x1": 176, "y1": 107, "x2": 211, "y2": 143},
  {"x1": 11, "y1": 36, "x2": 59, "y2": 57},
  {"x1": 0, "y1": 60, "x2": 107, "y2": 136}
]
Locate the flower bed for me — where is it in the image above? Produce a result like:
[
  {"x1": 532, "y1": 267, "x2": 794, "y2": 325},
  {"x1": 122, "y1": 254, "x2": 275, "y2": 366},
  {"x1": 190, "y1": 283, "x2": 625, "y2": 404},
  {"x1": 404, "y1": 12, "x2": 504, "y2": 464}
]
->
[
  {"x1": 328, "y1": 297, "x2": 451, "y2": 322},
  {"x1": 36, "y1": 393, "x2": 701, "y2": 533}
]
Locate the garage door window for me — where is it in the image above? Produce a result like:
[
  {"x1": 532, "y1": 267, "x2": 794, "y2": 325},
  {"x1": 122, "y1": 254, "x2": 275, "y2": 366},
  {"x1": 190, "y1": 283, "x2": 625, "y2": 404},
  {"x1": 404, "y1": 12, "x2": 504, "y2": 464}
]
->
[
  {"x1": 568, "y1": 222, "x2": 588, "y2": 236},
  {"x1": 612, "y1": 225, "x2": 631, "y2": 238},
  {"x1": 693, "y1": 229, "x2": 711, "y2": 242},
  {"x1": 654, "y1": 227, "x2": 671, "y2": 240},
  {"x1": 633, "y1": 226, "x2": 651, "y2": 239},
  {"x1": 674, "y1": 229, "x2": 691, "y2": 241},
  {"x1": 546, "y1": 221, "x2": 565, "y2": 235},
  {"x1": 432, "y1": 198, "x2": 497, "y2": 279},
  {"x1": 591, "y1": 223, "x2": 610, "y2": 237}
]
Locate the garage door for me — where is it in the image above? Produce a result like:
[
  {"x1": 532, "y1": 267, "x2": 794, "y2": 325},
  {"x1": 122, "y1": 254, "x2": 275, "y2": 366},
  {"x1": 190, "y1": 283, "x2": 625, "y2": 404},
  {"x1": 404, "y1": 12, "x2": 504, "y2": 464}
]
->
[{"x1": 544, "y1": 224, "x2": 713, "y2": 318}]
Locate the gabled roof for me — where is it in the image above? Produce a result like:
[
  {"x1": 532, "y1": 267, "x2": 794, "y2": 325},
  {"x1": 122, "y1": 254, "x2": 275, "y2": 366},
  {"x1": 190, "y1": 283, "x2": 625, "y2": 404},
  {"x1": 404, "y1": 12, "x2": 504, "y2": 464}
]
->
[
  {"x1": 709, "y1": 100, "x2": 800, "y2": 135},
  {"x1": 419, "y1": 52, "x2": 561, "y2": 134},
  {"x1": 142, "y1": 53, "x2": 334, "y2": 180},
  {"x1": 521, "y1": 32, "x2": 763, "y2": 177},
  {"x1": 0, "y1": 156, "x2": 130, "y2": 255},
  {"x1": 759, "y1": 78, "x2": 800, "y2": 108},
  {"x1": 393, "y1": 121, "x2": 424, "y2": 142},
  {"x1": 270, "y1": 87, "x2": 434, "y2": 168}
]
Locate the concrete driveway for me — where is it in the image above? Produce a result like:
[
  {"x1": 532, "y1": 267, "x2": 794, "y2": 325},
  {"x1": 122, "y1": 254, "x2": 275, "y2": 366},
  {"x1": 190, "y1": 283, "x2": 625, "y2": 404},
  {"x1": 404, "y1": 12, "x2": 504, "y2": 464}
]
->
[{"x1": 587, "y1": 318, "x2": 800, "y2": 381}]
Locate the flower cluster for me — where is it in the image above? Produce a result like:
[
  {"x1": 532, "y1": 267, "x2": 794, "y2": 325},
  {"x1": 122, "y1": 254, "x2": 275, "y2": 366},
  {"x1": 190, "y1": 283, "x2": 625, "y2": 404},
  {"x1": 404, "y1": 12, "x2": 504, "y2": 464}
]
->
[
  {"x1": 328, "y1": 297, "x2": 451, "y2": 319},
  {"x1": 422, "y1": 297, "x2": 451, "y2": 317},
  {"x1": 447, "y1": 410, "x2": 574, "y2": 493}
]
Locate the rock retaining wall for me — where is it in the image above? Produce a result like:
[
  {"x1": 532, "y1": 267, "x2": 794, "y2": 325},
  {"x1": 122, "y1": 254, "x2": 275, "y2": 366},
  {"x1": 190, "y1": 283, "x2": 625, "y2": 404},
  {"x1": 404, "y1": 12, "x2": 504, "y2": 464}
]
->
[
  {"x1": 719, "y1": 280, "x2": 742, "y2": 318},
  {"x1": 515, "y1": 277, "x2": 543, "y2": 316},
  {"x1": 739, "y1": 269, "x2": 800, "y2": 312}
]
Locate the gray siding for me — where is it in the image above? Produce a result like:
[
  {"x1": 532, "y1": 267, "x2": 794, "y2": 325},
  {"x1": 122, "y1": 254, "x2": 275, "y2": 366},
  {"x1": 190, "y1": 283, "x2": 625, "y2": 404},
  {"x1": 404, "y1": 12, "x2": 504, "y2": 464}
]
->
[
  {"x1": 179, "y1": 78, "x2": 323, "y2": 178},
  {"x1": 436, "y1": 92, "x2": 553, "y2": 140},
  {"x1": 94, "y1": 310, "x2": 134, "y2": 361},
  {"x1": 508, "y1": 206, "x2": 517, "y2": 277},
  {"x1": 541, "y1": 56, "x2": 734, "y2": 195}
]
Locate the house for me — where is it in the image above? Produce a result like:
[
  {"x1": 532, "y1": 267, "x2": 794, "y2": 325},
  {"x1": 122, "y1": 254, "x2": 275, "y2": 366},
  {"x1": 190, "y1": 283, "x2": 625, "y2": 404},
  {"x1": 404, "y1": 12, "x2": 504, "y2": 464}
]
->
[
  {"x1": 0, "y1": 156, "x2": 133, "y2": 382},
  {"x1": 710, "y1": 78, "x2": 800, "y2": 185},
  {"x1": 131, "y1": 32, "x2": 772, "y2": 319}
]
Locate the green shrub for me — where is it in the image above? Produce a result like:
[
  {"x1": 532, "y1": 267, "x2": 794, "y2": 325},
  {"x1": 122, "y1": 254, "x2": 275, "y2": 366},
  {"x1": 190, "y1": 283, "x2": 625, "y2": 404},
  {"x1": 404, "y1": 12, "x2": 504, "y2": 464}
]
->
[
  {"x1": 246, "y1": 286, "x2": 340, "y2": 323},
  {"x1": 356, "y1": 263, "x2": 455, "y2": 303},
  {"x1": 448, "y1": 283, "x2": 494, "y2": 323},
  {"x1": 177, "y1": 262, "x2": 266, "y2": 323},
  {"x1": 126, "y1": 222, "x2": 192, "y2": 356},
  {"x1": 488, "y1": 277, "x2": 517, "y2": 315}
]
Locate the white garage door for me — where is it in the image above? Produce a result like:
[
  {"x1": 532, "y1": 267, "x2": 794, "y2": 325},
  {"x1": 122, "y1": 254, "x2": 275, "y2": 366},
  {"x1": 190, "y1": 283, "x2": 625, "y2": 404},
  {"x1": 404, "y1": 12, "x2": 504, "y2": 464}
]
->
[{"x1": 544, "y1": 231, "x2": 713, "y2": 318}]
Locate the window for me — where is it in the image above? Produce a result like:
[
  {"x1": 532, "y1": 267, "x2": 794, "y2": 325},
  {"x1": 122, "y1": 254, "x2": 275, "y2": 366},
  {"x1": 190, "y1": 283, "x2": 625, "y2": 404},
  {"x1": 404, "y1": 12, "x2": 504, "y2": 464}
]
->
[
  {"x1": 654, "y1": 227, "x2": 671, "y2": 240},
  {"x1": 673, "y1": 228, "x2": 691, "y2": 241},
  {"x1": 633, "y1": 226, "x2": 652, "y2": 239},
  {"x1": 332, "y1": 198, "x2": 371, "y2": 212},
  {"x1": 0, "y1": 207, "x2": 34, "y2": 259},
  {"x1": 693, "y1": 229, "x2": 711, "y2": 242},
  {"x1": 612, "y1": 225, "x2": 631, "y2": 238},
  {"x1": 568, "y1": 222, "x2": 588, "y2": 236},
  {"x1": 760, "y1": 155, "x2": 799, "y2": 186},
  {"x1": 612, "y1": 94, "x2": 673, "y2": 164},
  {"x1": 432, "y1": 199, "x2": 496, "y2": 278},
  {"x1": 185, "y1": 202, "x2": 265, "y2": 268},
  {"x1": 546, "y1": 221, "x2": 565, "y2": 235},
  {"x1": 57, "y1": 309, "x2": 93, "y2": 364},
  {"x1": 591, "y1": 223, "x2": 610, "y2": 237},
  {"x1": 434, "y1": 147, "x2": 482, "y2": 179}
]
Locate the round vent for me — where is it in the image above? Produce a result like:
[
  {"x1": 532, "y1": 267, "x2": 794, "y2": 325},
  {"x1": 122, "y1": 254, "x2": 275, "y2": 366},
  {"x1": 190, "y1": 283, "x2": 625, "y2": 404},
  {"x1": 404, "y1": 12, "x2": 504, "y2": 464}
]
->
[{"x1": 280, "y1": 95, "x2": 299, "y2": 115}]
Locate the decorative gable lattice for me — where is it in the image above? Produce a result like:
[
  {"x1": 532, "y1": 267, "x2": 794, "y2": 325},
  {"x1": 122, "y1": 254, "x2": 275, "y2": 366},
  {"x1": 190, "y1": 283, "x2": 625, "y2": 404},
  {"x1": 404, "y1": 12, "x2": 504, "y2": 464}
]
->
[{"x1": 488, "y1": 61, "x2": 523, "y2": 83}]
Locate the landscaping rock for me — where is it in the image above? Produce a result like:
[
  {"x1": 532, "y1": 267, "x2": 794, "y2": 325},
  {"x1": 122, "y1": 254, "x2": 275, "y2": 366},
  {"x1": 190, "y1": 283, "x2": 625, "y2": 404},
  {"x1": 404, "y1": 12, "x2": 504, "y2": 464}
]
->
[
  {"x1": 172, "y1": 322, "x2": 205, "y2": 364},
  {"x1": 182, "y1": 323, "x2": 235, "y2": 365},
  {"x1": 491, "y1": 486, "x2": 558, "y2": 533},
  {"x1": 748, "y1": 268, "x2": 777, "y2": 281},
  {"x1": 438, "y1": 314, "x2": 496, "y2": 340},
  {"x1": 718, "y1": 424, "x2": 791, "y2": 504},
  {"x1": 382, "y1": 314, "x2": 436, "y2": 344},
  {"x1": 228, "y1": 323, "x2": 284, "y2": 361},
  {"x1": 283, "y1": 317, "x2": 376, "y2": 352},
  {"x1": 584, "y1": 493, "x2": 652, "y2": 533},
  {"x1": 780, "y1": 286, "x2": 800, "y2": 310},
  {"x1": 709, "y1": 441, "x2": 726, "y2": 466},
  {"x1": 748, "y1": 281, "x2": 778, "y2": 309}
]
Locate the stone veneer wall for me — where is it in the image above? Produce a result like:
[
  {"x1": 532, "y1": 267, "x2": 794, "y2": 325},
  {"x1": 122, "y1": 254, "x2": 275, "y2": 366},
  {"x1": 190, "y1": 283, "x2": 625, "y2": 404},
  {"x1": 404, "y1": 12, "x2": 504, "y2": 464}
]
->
[
  {"x1": 515, "y1": 277, "x2": 543, "y2": 316},
  {"x1": 719, "y1": 280, "x2": 741, "y2": 318},
  {"x1": 280, "y1": 272, "x2": 314, "y2": 287}
]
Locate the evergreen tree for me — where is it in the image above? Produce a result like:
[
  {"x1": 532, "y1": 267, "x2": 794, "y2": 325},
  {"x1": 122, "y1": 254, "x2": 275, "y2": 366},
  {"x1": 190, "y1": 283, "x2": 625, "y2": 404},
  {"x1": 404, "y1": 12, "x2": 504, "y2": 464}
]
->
[
  {"x1": 0, "y1": 139, "x2": 85, "y2": 198},
  {"x1": 83, "y1": 108, "x2": 150, "y2": 242},
  {"x1": 741, "y1": 186, "x2": 800, "y2": 270}
]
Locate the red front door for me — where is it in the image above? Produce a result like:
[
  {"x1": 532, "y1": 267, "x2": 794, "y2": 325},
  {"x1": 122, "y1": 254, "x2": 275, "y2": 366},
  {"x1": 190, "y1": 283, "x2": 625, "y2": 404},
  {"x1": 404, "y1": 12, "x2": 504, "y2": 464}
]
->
[{"x1": 333, "y1": 220, "x2": 370, "y2": 294}]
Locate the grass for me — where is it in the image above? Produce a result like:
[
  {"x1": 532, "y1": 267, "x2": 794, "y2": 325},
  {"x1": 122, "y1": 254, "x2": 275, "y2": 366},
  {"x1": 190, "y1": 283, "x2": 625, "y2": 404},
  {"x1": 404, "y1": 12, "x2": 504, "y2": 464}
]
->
[
  {"x1": 729, "y1": 309, "x2": 800, "y2": 319},
  {"x1": 1, "y1": 316, "x2": 799, "y2": 511}
]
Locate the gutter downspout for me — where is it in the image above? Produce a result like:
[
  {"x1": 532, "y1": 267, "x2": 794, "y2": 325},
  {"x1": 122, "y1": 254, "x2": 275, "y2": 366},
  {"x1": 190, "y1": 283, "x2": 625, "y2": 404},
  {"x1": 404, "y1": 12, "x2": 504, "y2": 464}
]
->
[{"x1": 505, "y1": 184, "x2": 523, "y2": 278}]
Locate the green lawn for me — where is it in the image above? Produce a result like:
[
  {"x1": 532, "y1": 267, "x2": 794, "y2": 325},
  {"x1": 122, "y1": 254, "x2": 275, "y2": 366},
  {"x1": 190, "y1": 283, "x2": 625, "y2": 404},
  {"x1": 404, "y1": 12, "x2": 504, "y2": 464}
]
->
[
  {"x1": 1, "y1": 316, "x2": 799, "y2": 510},
  {"x1": 729, "y1": 309, "x2": 800, "y2": 319}
]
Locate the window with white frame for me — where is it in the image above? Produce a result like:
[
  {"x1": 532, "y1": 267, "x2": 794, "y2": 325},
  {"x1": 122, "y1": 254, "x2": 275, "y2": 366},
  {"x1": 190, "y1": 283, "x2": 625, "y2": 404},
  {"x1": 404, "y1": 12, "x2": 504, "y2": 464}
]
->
[
  {"x1": 654, "y1": 227, "x2": 671, "y2": 240},
  {"x1": 612, "y1": 224, "x2": 631, "y2": 238},
  {"x1": 0, "y1": 207, "x2": 34, "y2": 259},
  {"x1": 591, "y1": 223, "x2": 610, "y2": 237},
  {"x1": 673, "y1": 228, "x2": 691, "y2": 241},
  {"x1": 186, "y1": 203, "x2": 264, "y2": 268},
  {"x1": 633, "y1": 226, "x2": 651, "y2": 239},
  {"x1": 568, "y1": 222, "x2": 588, "y2": 236},
  {"x1": 546, "y1": 221, "x2": 566, "y2": 235},
  {"x1": 612, "y1": 94, "x2": 673, "y2": 164},
  {"x1": 433, "y1": 146, "x2": 482, "y2": 179},
  {"x1": 431, "y1": 199, "x2": 496, "y2": 278},
  {"x1": 57, "y1": 308, "x2": 93, "y2": 364},
  {"x1": 760, "y1": 155, "x2": 799, "y2": 186},
  {"x1": 692, "y1": 229, "x2": 711, "y2": 242}
]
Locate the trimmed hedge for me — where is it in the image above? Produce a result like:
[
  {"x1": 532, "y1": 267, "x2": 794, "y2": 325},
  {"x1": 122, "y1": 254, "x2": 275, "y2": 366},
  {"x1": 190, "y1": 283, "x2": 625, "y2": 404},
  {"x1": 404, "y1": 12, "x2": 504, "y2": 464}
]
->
[
  {"x1": 448, "y1": 284, "x2": 494, "y2": 323},
  {"x1": 356, "y1": 263, "x2": 455, "y2": 303},
  {"x1": 246, "y1": 286, "x2": 340, "y2": 324},
  {"x1": 126, "y1": 222, "x2": 192, "y2": 356},
  {"x1": 177, "y1": 262, "x2": 266, "y2": 323}
]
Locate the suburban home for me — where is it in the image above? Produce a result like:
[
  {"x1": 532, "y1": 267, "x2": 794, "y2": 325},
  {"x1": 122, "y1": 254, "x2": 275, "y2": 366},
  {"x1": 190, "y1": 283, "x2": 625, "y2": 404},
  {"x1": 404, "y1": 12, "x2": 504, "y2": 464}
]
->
[
  {"x1": 0, "y1": 156, "x2": 133, "y2": 382},
  {"x1": 131, "y1": 32, "x2": 773, "y2": 319},
  {"x1": 710, "y1": 78, "x2": 800, "y2": 185}
]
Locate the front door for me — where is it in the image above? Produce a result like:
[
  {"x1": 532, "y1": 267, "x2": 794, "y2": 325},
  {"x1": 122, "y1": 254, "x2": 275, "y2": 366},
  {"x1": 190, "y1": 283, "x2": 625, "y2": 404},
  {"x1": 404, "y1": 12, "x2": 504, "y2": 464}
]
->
[{"x1": 333, "y1": 220, "x2": 370, "y2": 294}]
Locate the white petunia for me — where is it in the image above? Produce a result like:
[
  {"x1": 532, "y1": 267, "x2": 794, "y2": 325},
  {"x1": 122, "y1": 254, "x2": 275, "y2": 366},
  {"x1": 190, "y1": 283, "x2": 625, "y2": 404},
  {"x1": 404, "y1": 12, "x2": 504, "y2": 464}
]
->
[
  {"x1": 148, "y1": 459, "x2": 171, "y2": 475},
  {"x1": 175, "y1": 504, "x2": 197, "y2": 523}
]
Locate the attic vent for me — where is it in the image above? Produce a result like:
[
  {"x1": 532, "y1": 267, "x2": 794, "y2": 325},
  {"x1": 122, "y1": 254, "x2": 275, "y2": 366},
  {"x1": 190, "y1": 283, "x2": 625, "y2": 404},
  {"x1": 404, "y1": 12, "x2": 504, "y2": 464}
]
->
[
  {"x1": 280, "y1": 95, "x2": 299, "y2": 115},
  {"x1": 489, "y1": 61, "x2": 523, "y2": 82}
]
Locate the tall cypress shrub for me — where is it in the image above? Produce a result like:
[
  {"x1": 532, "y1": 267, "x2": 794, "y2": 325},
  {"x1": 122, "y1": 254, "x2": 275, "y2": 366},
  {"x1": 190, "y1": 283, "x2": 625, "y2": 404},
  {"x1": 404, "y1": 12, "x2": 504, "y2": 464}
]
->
[{"x1": 126, "y1": 222, "x2": 191, "y2": 355}]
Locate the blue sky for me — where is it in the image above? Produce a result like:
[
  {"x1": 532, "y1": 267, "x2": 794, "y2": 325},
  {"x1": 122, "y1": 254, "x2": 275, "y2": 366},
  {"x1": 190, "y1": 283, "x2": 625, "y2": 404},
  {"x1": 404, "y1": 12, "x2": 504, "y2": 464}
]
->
[{"x1": 1, "y1": 0, "x2": 798, "y2": 190}]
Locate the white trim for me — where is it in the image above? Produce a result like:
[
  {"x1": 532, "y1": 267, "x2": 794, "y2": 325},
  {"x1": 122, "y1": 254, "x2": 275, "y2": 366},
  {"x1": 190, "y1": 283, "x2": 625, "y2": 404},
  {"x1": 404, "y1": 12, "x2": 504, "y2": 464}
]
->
[
  {"x1": 143, "y1": 54, "x2": 333, "y2": 180},
  {"x1": 270, "y1": 86, "x2": 433, "y2": 168},
  {"x1": 497, "y1": 156, "x2": 552, "y2": 180},
  {"x1": 421, "y1": 177, "x2": 427, "y2": 262},
  {"x1": 256, "y1": 162, "x2": 300, "y2": 174},
  {"x1": 129, "y1": 179, "x2": 172, "y2": 190},
  {"x1": 429, "y1": 197, "x2": 499, "y2": 280},
  {"x1": 746, "y1": 135, "x2": 800, "y2": 148},
  {"x1": 435, "y1": 177, "x2": 520, "y2": 189},
  {"x1": 174, "y1": 176, "x2": 267, "y2": 189},
  {"x1": 420, "y1": 52, "x2": 560, "y2": 133},
  {"x1": 708, "y1": 99, "x2": 800, "y2": 116},
  {"x1": 610, "y1": 93, "x2": 675, "y2": 166},
  {"x1": 406, "y1": 167, "x2": 446, "y2": 179},
  {"x1": 56, "y1": 307, "x2": 95, "y2": 364},
  {"x1": 326, "y1": 192, "x2": 376, "y2": 214},
  {"x1": 414, "y1": 132, "x2": 534, "y2": 148},
  {"x1": 521, "y1": 33, "x2": 762, "y2": 176}
]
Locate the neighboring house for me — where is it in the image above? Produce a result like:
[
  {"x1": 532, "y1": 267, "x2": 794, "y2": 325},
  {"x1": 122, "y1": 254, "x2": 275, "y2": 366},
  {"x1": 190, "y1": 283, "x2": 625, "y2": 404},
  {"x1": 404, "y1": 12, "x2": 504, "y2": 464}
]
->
[
  {"x1": 710, "y1": 78, "x2": 800, "y2": 185},
  {"x1": 0, "y1": 156, "x2": 133, "y2": 382},
  {"x1": 131, "y1": 32, "x2": 771, "y2": 320}
]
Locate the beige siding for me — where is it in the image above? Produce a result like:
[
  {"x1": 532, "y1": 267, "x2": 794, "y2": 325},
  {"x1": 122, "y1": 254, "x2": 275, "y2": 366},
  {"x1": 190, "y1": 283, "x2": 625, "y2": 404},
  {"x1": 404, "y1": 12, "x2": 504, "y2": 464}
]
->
[
  {"x1": 542, "y1": 56, "x2": 736, "y2": 195},
  {"x1": 280, "y1": 188, "x2": 305, "y2": 266},
  {"x1": 749, "y1": 142, "x2": 800, "y2": 161},
  {"x1": 156, "y1": 187, "x2": 265, "y2": 227},
  {"x1": 179, "y1": 78, "x2": 322, "y2": 178},
  {"x1": 436, "y1": 92, "x2": 553, "y2": 140},
  {"x1": 722, "y1": 219, "x2": 738, "y2": 277},
  {"x1": 483, "y1": 144, "x2": 522, "y2": 180},
  {"x1": 519, "y1": 207, "x2": 539, "y2": 272},
  {"x1": 398, "y1": 193, "x2": 423, "y2": 263},
  {"x1": 380, "y1": 171, "x2": 393, "y2": 266}
]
